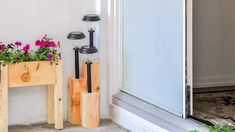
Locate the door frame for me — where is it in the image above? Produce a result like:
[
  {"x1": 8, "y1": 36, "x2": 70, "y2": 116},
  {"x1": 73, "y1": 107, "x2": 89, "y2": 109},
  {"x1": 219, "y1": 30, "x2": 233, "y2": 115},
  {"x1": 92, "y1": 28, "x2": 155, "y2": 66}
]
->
[
  {"x1": 107, "y1": 0, "x2": 193, "y2": 118},
  {"x1": 186, "y1": 0, "x2": 193, "y2": 116}
]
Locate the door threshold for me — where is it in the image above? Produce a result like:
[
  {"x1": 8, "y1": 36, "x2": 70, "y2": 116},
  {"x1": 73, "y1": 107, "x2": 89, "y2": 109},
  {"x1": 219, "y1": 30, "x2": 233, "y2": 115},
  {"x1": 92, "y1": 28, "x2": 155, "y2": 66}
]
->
[{"x1": 112, "y1": 92, "x2": 208, "y2": 131}]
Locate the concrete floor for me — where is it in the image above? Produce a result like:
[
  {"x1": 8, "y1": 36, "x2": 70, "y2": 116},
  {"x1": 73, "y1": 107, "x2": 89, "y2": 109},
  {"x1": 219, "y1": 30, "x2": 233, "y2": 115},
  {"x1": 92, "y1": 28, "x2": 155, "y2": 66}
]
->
[{"x1": 9, "y1": 119, "x2": 129, "y2": 132}]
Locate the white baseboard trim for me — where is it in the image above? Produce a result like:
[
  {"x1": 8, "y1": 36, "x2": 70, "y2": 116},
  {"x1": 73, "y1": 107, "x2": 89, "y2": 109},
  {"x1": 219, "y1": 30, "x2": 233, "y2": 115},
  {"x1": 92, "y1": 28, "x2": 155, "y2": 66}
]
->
[
  {"x1": 110, "y1": 105, "x2": 169, "y2": 132},
  {"x1": 193, "y1": 75, "x2": 235, "y2": 88}
]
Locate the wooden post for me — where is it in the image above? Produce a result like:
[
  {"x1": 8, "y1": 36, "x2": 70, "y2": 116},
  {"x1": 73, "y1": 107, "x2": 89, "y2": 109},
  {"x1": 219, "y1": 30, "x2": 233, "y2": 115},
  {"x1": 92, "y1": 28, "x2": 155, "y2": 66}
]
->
[
  {"x1": 54, "y1": 61, "x2": 63, "y2": 129},
  {"x1": 81, "y1": 91, "x2": 100, "y2": 128},
  {"x1": 0, "y1": 64, "x2": 8, "y2": 132},
  {"x1": 81, "y1": 60, "x2": 100, "y2": 93},
  {"x1": 47, "y1": 85, "x2": 54, "y2": 124},
  {"x1": 68, "y1": 78, "x2": 86, "y2": 124}
]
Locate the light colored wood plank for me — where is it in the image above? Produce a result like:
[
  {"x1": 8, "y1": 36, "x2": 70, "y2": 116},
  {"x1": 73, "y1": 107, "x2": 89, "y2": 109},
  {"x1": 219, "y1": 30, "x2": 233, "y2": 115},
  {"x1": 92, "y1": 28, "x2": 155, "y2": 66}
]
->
[
  {"x1": 0, "y1": 64, "x2": 8, "y2": 132},
  {"x1": 68, "y1": 78, "x2": 86, "y2": 124},
  {"x1": 81, "y1": 91, "x2": 100, "y2": 128},
  {"x1": 54, "y1": 61, "x2": 63, "y2": 129},
  {"x1": 8, "y1": 61, "x2": 56, "y2": 87},
  {"x1": 81, "y1": 60, "x2": 100, "y2": 93},
  {"x1": 47, "y1": 85, "x2": 54, "y2": 124}
]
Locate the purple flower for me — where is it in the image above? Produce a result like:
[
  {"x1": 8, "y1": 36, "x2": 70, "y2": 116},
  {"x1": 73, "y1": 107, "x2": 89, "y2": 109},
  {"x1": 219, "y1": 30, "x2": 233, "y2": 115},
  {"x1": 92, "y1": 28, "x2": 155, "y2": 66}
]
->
[
  {"x1": 23, "y1": 44, "x2": 30, "y2": 52},
  {"x1": 48, "y1": 54, "x2": 53, "y2": 61},
  {"x1": 48, "y1": 41, "x2": 56, "y2": 48},
  {"x1": 15, "y1": 41, "x2": 22, "y2": 46}
]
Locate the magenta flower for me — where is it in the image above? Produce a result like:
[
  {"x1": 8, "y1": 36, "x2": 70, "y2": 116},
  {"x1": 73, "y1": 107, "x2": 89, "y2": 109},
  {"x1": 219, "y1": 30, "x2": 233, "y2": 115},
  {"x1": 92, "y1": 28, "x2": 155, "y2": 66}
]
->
[
  {"x1": 35, "y1": 40, "x2": 41, "y2": 46},
  {"x1": 40, "y1": 40, "x2": 47, "y2": 48},
  {"x1": 48, "y1": 41, "x2": 56, "y2": 48},
  {"x1": 0, "y1": 44, "x2": 5, "y2": 51},
  {"x1": 15, "y1": 41, "x2": 22, "y2": 46},
  {"x1": 47, "y1": 54, "x2": 53, "y2": 61},
  {"x1": 35, "y1": 40, "x2": 46, "y2": 48},
  {"x1": 23, "y1": 44, "x2": 30, "y2": 52},
  {"x1": 43, "y1": 34, "x2": 47, "y2": 39}
]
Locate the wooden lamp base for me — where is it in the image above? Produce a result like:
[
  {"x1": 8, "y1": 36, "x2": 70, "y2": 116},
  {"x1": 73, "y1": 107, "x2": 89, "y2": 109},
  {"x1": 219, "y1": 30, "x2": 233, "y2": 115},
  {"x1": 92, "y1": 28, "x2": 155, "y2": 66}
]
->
[
  {"x1": 81, "y1": 91, "x2": 100, "y2": 128},
  {"x1": 67, "y1": 78, "x2": 86, "y2": 124}
]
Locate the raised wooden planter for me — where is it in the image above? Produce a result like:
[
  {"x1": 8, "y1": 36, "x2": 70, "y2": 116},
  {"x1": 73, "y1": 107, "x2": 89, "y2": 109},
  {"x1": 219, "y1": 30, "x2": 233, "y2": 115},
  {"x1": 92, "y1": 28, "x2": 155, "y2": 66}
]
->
[{"x1": 0, "y1": 61, "x2": 63, "y2": 132}]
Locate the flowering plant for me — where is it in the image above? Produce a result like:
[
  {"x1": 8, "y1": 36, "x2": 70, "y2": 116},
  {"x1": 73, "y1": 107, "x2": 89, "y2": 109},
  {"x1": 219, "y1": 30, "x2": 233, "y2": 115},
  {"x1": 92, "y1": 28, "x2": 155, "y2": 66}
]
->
[{"x1": 0, "y1": 35, "x2": 61, "y2": 65}]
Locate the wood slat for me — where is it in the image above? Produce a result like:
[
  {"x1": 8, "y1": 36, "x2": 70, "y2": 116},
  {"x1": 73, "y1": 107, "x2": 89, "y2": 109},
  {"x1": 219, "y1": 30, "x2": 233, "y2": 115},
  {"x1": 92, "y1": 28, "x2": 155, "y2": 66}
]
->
[
  {"x1": 8, "y1": 61, "x2": 56, "y2": 87},
  {"x1": 47, "y1": 85, "x2": 54, "y2": 124},
  {"x1": 54, "y1": 61, "x2": 63, "y2": 129},
  {"x1": 0, "y1": 64, "x2": 8, "y2": 132}
]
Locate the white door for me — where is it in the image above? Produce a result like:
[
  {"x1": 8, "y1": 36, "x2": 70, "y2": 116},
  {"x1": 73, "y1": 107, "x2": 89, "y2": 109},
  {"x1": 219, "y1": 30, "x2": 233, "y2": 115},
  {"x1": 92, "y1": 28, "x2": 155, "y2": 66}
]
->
[{"x1": 122, "y1": 0, "x2": 191, "y2": 117}]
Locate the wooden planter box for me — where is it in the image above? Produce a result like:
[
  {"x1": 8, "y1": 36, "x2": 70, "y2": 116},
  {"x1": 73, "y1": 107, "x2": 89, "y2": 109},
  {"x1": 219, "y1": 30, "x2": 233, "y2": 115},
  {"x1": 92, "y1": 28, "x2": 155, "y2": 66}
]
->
[
  {"x1": 0, "y1": 61, "x2": 63, "y2": 132},
  {"x1": 8, "y1": 61, "x2": 57, "y2": 87}
]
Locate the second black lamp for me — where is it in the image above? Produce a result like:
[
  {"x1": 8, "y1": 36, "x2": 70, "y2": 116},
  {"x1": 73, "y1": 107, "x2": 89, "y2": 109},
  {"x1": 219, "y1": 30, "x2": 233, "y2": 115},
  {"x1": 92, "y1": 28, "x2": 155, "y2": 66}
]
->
[{"x1": 80, "y1": 14, "x2": 100, "y2": 93}]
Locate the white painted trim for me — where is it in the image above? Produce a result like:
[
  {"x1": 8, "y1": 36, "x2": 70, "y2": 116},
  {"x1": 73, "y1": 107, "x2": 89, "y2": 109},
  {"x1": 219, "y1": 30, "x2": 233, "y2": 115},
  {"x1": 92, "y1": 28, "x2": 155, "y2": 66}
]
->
[
  {"x1": 187, "y1": 0, "x2": 193, "y2": 116},
  {"x1": 100, "y1": 0, "x2": 110, "y2": 118},
  {"x1": 107, "y1": 0, "x2": 123, "y2": 106},
  {"x1": 182, "y1": 0, "x2": 186, "y2": 118},
  {"x1": 110, "y1": 105, "x2": 169, "y2": 132}
]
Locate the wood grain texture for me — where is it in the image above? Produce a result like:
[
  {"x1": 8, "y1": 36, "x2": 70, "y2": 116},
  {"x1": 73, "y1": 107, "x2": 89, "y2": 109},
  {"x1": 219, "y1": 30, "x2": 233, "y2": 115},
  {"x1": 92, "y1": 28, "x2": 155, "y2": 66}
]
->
[
  {"x1": 81, "y1": 60, "x2": 100, "y2": 93},
  {"x1": 54, "y1": 61, "x2": 63, "y2": 129},
  {"x1": 81, "y1": 92, "x2": 100, "y2": 128},
  {"x1": 68, "y1": 78, "x2": 86, "y2": 124},
  {"x1": 8, "y1": 61, "x2": 56, "y2": 87},
  {"x1": 47, "y1": 85, "x2": 54, "y2": 124},
  {"x1": 0, "y1": 64, "x2": 8, "y2": 132}
]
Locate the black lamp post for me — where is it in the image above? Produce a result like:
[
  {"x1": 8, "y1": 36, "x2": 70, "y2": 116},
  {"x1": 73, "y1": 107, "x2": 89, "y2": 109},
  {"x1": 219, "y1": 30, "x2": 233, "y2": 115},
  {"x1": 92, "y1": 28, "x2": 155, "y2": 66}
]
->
[
  {"x1": 67, "y1": 31, "x2": 85, "y2": 79},
  {"x1": 80, "y1": 14, "x2": 100, "y2": 93}
]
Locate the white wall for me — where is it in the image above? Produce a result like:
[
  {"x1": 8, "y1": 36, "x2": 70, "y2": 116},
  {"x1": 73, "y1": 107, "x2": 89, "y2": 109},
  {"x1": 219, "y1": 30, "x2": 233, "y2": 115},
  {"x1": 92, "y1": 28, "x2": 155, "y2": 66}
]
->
[
  {"x1": 0, "y1": 0, "x2": 108, "y2": 125},
  {"x1": 193, "y1": 0, "x2": 235, "y2": 87}
]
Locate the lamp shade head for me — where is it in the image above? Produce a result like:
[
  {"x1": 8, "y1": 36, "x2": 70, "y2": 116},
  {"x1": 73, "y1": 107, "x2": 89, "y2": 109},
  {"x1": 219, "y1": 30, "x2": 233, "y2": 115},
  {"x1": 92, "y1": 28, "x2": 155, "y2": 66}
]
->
[
  {"x1": 80, "y1": 45, "x2": 98, "y2": 54},
  {"x1": 67, "y1": 31, "x2": 86, "y2": 40},
  {"x1": 82, "y1": 14, "x2": 101, "y2": 22}
]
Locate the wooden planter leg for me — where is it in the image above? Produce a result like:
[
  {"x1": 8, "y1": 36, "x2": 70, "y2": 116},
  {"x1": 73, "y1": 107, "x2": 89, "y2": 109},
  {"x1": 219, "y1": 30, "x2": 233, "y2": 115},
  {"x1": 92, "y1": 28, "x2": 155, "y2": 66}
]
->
[
  {"x1": 54, "y1": 61, "x2": 63, "y2": 129},
  {"x1": 0, "y1": 64, "x2": 8, "y2": 132},
  {"x1": 47, "y1": 85, "x2": 54, "y2": 124}
]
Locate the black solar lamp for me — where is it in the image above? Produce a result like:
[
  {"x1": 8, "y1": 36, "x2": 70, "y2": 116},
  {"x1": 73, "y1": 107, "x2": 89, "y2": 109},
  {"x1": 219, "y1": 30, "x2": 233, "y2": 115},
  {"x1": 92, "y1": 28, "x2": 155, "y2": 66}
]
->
[
  {"x1": 80, "y1": 14, "x2": 100, "y2": 93},
  {"x1": 67, "y1": 31, "x2": 85, "y2": 79}
]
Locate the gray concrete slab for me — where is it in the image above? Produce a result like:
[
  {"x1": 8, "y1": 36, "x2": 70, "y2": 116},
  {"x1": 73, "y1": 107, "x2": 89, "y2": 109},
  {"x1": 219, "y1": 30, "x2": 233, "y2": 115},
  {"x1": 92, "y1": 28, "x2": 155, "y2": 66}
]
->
[{"x1": 9, "y1": 119, "x2": 130, "y2": 132}]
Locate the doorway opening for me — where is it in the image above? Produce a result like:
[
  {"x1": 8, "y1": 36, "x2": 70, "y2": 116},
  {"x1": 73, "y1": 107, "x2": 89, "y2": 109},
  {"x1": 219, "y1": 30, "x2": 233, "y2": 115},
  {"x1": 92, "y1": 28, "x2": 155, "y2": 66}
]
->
[{"x1": 192, "y1": 0, "x2": 235, "y2": 125}]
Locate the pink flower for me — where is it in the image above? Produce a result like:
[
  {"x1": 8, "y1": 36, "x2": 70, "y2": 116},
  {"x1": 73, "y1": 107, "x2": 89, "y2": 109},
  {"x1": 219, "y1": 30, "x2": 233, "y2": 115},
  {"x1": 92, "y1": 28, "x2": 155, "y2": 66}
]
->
[
  {"x1": 48, "y1": 41, "x2": 56, "y2": 48},
  {"x1": 23, "y1": 44, "x2": 30, "y2": 52},
  {"x1": 35, "y1": 40, "x2": 41, "y2": 46},
  {"x1": 0, "y1": 44, "x2": 5, "y2": 51},
  {"x1": 15, "y1": 41, "x2": 22, "y2": 46},
  {"x1": 40, "y1": 40, "x2": 47, "y2": 48},
  {"x1": 47, "y1": 54, "x2": 53, "y2": 61},
  {"x1": 35, "y1": 40, "x2": 46, "y2": 48},
  {"x1": 43, "y1": 34, "x2": 47, "y2": 39}
]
